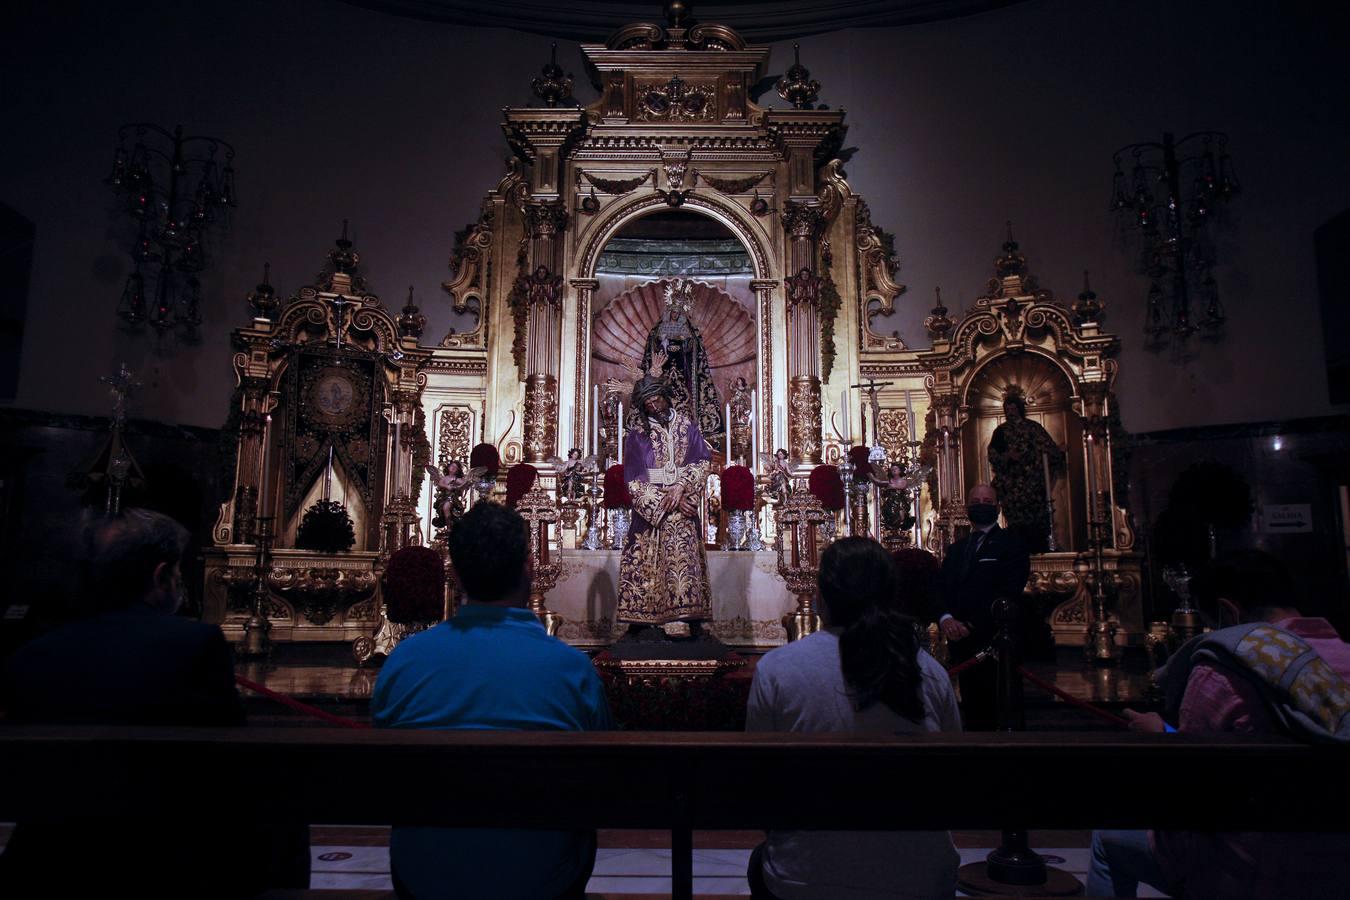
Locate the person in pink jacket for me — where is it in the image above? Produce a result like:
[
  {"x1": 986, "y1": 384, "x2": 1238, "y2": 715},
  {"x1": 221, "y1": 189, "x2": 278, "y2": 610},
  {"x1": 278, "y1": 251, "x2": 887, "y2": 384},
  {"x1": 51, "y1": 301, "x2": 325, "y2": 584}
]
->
[{"x1": 1088, "y1": 549, "x2": 1350, "y2": 898}]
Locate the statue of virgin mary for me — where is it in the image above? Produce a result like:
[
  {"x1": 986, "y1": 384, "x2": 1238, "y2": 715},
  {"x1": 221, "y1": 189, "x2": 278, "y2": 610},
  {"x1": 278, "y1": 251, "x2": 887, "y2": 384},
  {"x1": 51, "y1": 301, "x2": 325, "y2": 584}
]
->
[{"x1": 634, "y1": 278, "x2": 724, "y2": 445}]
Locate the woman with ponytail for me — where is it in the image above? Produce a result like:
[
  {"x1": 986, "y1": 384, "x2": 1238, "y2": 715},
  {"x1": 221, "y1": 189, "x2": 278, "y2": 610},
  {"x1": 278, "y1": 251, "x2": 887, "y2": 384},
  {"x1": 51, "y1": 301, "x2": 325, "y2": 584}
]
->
[{"x1": 745, "y1": 537, "x2": 961, "y2": 899}]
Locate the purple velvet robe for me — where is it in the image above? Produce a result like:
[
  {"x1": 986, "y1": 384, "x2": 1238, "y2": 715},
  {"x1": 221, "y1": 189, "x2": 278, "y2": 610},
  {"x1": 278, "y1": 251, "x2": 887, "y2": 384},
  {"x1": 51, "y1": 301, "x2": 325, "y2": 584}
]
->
[{"x1": 616, "y1": 411, "x2": 713, "y2": 624}]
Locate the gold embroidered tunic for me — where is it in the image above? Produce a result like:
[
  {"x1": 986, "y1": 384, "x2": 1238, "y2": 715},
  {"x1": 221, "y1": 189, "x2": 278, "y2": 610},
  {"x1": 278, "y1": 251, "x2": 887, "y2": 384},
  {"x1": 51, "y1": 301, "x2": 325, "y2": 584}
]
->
[{"x1": 616, "y1": 411, "x2": 712, "y2": 625}]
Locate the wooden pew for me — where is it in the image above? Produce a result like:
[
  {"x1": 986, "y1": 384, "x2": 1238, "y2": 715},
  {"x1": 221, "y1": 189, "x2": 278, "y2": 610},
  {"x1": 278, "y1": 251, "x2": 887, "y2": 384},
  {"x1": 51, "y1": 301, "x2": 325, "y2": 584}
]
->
[{"x1": 2, "y1": 727, "x2": 1345, "y2": 899}]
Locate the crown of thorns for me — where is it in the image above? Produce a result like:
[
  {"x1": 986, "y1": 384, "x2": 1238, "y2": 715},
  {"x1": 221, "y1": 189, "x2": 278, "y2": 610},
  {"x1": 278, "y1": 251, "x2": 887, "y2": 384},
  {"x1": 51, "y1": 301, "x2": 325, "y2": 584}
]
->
[{"x1": 632, "y1": 375, "x2": 671, "y2": 407}]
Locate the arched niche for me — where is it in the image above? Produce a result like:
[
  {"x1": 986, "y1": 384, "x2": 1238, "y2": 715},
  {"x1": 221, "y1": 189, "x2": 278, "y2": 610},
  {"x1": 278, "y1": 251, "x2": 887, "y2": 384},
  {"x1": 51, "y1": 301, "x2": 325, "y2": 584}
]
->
[
  {"x1": 962, "y1": 350, "x2": 1085, "y2": 551},
  {"x1": 579, "y1": 205, "x2": 770, "y2": 461}
]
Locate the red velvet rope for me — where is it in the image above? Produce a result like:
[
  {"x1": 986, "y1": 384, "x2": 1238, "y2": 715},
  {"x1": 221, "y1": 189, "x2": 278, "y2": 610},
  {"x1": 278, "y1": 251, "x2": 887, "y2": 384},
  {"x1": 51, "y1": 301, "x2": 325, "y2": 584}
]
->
[
  {"x1": 1016, "y1": 665, "x2": 1131, "y2": 728},
  {"x1": 235, "y1": 675, "x2": 371, "y2": 729},
  {"x1": 945, "y1": 650, "x2": 992, "y2": 677}
]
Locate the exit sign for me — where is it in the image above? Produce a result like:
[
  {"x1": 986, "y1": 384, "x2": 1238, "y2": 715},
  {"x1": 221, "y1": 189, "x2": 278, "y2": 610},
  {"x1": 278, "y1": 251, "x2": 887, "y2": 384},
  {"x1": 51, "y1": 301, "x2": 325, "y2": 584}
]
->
[{"x1": 1264, "y1": 504, "x2": 1313, "y2": 533}]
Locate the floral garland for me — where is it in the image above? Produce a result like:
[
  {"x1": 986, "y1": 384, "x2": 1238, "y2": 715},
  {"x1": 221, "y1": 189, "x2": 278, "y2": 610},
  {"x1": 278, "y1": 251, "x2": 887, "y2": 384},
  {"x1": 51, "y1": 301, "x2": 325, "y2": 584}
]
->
[
  {"x1": 383, "y1": 545, "x2": 445, "y2": 624},
  {"x1": 721, "y1": 465, "x2": 755, "y2": 511},
  {"x1": 506, "y1": 262, "x2": 529, "y2": 377},
  {"x1": 819, "y1": 265, "x2": 843, "y2": 380},
  {"x1": 295, "y1": 499, "x2": 356, "y2": 553},
  {"x1": 410, "y1": 406, "x2": 432, "y2": 507}
]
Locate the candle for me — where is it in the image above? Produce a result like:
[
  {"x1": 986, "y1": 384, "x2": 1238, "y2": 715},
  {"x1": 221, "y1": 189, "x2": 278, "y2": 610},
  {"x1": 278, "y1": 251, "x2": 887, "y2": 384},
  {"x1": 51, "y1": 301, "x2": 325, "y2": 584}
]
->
[
  {"x1": 1042, "y1": 450, "x2": 1052, "y2": 498},
  {"x1": 905, "y1": 391, "x2": 917, "y2": 454},
  {"x1": 617, "y1": 401, "x2": 624, "y2": 464},
  {"x1": 393, "y1": 416, "x2": 402, "y2": 495},
  {"x1": 258, "y1": 412, "x2": 271, "y2": 517},
  {"x1": 725, "y1": 401, "x2": 732, "y2": 460},
  {"x1": 592, "y1": 385, "x2": 600, "y2": 458},
  {"x1": 841, "y1": 391, "x2": 850, "y2": 444},
  {"x1": 750, "y1": 390, "x2": 758, "y2": 469},
  {"x1": 776, "y1": 404, "x2": 785, "y2": 452},
  {"x1": 325, "y1": 444, "x2": 334, "y2": 501},
  {"x1": 1086, "y1": 434, "x2": 1099, "y2": 521}
]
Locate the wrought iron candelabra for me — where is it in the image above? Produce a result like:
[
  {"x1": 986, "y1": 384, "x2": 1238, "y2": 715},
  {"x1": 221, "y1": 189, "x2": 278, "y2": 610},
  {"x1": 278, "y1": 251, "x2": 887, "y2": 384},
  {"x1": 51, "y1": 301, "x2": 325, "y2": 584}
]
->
[
  {"x1": 1110, "y1": 131, "x2": 1238, "y2": 347},
  {"x1": 107, "y1": 123, "x2": 237, "y2": 339}
]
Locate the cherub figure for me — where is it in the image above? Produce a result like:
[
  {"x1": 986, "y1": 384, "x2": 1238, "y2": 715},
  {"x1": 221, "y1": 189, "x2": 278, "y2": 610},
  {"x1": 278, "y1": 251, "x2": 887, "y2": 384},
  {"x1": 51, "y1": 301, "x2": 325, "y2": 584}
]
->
[
  {"x1": 759, "y1": 448, "x2": 793, "y2": 506},
  {"x1": 868, "y1": 460, "x2": 933, "y2": 534},
  {"x1": 547, "y1": 448, "x2": 600, "y2": 501},
  {"x1": 425, "y1": 460, "x2": 481, "y2": 528}
]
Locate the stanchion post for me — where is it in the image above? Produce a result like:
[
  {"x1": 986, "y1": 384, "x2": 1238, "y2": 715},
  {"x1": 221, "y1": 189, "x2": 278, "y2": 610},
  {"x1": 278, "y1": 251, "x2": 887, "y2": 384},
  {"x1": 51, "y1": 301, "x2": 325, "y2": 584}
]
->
[{"x1": 993, "y1": 596, "x2": 1025, "y2": 733}]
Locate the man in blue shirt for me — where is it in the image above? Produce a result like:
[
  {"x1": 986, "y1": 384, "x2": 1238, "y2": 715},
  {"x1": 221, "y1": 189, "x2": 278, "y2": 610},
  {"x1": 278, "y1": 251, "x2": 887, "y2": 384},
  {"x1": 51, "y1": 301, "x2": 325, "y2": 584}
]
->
[{"x1": 372, "y1": 501, "x2": 612, "y2": 899}]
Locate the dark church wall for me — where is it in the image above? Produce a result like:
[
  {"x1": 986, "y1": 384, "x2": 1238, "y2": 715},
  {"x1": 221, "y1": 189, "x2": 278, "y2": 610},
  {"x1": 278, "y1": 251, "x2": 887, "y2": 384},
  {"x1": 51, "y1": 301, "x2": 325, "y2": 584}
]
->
[
  {"x1": 3, "y1": 1, "x2": 1347, "y2": 428},
  {"x1": 1126, "y1": 417, "x2": 1350, "y2": 632},
  {"x1": 0, "y1": 410, "x2": 222, "y2": 635}
]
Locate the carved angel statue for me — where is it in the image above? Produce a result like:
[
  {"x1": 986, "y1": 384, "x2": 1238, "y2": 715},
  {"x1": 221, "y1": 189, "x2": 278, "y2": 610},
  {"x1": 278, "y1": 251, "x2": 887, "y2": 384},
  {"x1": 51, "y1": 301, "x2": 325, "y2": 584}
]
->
[
  {"x1": 425, "y1": 461, "x2": 487, "y2": 528},
  {"x1": 867, "y1": 460, "x2": 934, "y2": 533},
  {"x1": 547, "y1": 448, "x2": 601, "y2": 500},
  {"x1": 759, "y1": 448, "x2": 794, "y2": 506}
]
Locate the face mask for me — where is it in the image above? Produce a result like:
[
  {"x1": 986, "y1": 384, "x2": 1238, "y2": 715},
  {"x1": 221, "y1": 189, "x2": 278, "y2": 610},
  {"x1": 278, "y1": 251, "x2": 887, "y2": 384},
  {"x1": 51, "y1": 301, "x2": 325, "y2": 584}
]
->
[{"x1": 967, "y1": 503, "x2": 998, "y2": 526}]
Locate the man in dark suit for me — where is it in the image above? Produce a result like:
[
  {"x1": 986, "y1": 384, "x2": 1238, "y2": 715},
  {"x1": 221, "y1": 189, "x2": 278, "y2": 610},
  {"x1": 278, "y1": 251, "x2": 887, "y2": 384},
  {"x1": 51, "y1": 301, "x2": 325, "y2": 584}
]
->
[
  {"x1": 0, "y1": 508, "x2": 308, "y2": 894},
  {"x1": 937, "y1": 484, "x2": 1031, "y2": 730}
]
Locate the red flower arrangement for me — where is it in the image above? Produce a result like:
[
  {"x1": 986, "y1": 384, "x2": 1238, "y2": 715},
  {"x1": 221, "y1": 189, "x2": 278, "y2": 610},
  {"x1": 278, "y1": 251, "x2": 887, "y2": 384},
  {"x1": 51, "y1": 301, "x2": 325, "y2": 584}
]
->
[
  {"x1": 469, "y1": 442, "x2": 500, "y2": 478},
  {"x1": 504, "y1": 463, "x2": 537, "y2": 508},
  {"x1": 721, "y1": 465, "x2": 755, "y2": 511},
  {"x1": 847, "y1": 445, "x2": 873, "y2": 481},
  {"x1": 603, "y1": 464, "x2": 632, "y2": 509},
  {"x1": 383, "y1": 545, "x2": 446, "y2": 624},
  {"x1": 808, "y1": 464, "x2": 845, "y2": 510}
]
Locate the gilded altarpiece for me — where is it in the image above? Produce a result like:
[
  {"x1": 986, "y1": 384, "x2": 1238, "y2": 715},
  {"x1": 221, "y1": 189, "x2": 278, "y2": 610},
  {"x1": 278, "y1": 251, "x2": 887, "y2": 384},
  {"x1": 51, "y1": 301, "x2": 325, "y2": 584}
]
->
[
  {"x1": 204, "y1": 249, "x2": 434, "y2": 643},
  {"x1": 914, "y1": 237, "x2": 1143, "y2": 646},
  {"x1": 418, "y1": 15, "x2": 900, "y2": 646}
]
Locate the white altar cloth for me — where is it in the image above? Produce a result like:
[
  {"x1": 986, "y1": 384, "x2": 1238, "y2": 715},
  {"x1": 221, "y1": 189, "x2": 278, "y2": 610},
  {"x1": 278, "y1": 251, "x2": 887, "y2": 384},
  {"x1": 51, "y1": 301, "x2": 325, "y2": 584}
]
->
[{"x1": 547, "y1": 550, "x2": 796, "y2": 649}]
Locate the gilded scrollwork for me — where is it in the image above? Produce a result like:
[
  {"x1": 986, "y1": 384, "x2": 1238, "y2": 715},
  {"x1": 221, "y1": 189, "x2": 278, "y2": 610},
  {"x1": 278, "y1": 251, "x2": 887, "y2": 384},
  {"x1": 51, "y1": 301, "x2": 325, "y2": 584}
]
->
[
  {"x1": 266, "y1": 566, "x2": 377, "y2": 626},
  {"x1": 440, "y1": 210, "x2": 492, "y2": 348},
  {"x1": 437, "y1": 407, "x2": 472, "y2": 468},
  {"x1": 788, "y1": 376, "x2": 822, "y2": 462},
  {"x1": 522, "y1": 374, "x2": 558, "y2": 461},
  {"x1": 636, "y1": 76, "x2": 716, "y2": 122},
  {"x1": 876, "y1": 409, "x2": 909, "y2": 461}
]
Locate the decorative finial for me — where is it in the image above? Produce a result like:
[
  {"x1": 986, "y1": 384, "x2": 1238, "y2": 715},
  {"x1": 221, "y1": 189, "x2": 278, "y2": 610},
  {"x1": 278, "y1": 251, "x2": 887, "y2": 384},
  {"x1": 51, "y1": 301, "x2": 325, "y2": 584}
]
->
[
  {"x1": 924, "y1": 286, "x2": 954, "y2": 341},
  {"x1": 531, "y1": 42, "x2": 573, "y2": 108},
  {"x1": 330, "y1": 221, "x2": 358, "y2": 274},
  {"x1": 1073, "y1": 269, "x2": 1104, "y2": 325},
  {"x1": 995, "y1": 221, "x2": 1026, "y2": 277},
  {"x1": 776, "y1": 43, "x2": 821, "y2": 110},
  {"x1": 398, "y1": 284, "x2": 426, "y2": 339},
  {"x1": 247, "y1": 261, "x2": 279, "y2": 318},
  {"x1": 665, "y1": 1, "x2": 690, "y2": 27}
]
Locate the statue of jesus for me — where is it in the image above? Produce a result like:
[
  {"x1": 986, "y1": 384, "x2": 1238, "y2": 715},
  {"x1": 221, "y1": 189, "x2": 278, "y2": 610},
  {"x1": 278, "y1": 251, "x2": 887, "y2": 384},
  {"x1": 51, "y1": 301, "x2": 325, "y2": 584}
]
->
[{"x1": 616, "y1": 373, "x2": 713, "y2": 636}]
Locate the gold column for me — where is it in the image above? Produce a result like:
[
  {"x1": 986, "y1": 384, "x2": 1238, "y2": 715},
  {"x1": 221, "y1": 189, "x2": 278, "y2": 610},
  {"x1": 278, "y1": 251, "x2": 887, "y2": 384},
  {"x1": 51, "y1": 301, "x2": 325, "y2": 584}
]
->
[
  {"x1": 520, "y1": 201, "x2": 567, "y2": 463},
  {"x1": 231, "y1": 376, "x2": 268, "y2": 545},
  {"x1": 782, "y1": 201, "x2": 826, "y2": 464},
  {"x1": 928, "y1": 392, "x2": 967, "y2": 560}
]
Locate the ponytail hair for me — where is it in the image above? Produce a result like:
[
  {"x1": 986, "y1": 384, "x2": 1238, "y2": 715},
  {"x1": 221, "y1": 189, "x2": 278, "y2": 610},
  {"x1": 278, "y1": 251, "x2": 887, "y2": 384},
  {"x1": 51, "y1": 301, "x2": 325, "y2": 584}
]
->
[{"x1": 819, "y1": 537, "x2": 926, "y2": 722}]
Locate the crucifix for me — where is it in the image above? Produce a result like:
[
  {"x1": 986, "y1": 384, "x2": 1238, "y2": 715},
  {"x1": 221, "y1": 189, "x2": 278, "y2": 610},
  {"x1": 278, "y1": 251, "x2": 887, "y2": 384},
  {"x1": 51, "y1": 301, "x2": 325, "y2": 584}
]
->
[
  {"x1": 849, "y1": 377, "x2": 893, "y2": 447},
  {"x1": 329, "y1": 294, "x2": 349, "y2": 348},
  {"x1": 100, "y1": 362, "x2": 141, "y2": 430}
]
